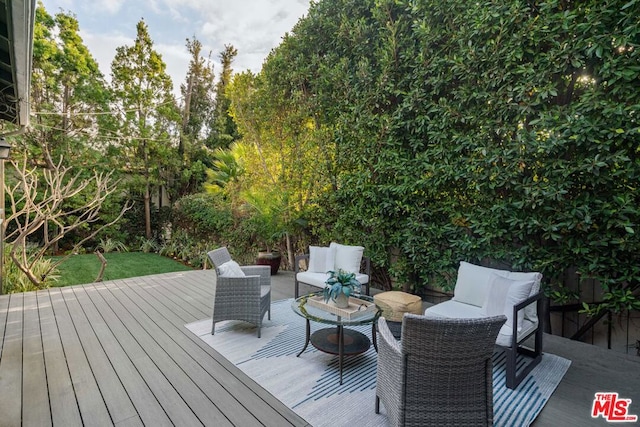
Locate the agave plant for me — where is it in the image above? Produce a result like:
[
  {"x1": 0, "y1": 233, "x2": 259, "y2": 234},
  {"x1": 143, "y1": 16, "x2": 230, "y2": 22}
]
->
[
  {"x1": 96, "y1": 238, "x2": 128, "y2": 253},
  {"x1": 138, "y1": 237, "x2": 160, "y2": 253},
  {"x1": 323, "y1": 269, "x2": 362, "y2": 303}
]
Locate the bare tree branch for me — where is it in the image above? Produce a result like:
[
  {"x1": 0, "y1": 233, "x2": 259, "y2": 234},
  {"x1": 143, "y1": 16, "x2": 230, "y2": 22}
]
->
[{"x1": 5, "y1": 155, "x2": 133, "y2": 288}]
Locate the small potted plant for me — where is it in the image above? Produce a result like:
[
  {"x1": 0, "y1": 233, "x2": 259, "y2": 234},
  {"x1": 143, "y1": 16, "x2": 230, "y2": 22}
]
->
[{"x1": 323, "y1": 269, "x2": 362, "y2": 308}]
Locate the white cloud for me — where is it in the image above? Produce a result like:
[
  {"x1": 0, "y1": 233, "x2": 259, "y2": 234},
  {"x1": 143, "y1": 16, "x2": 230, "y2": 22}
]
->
[
  {"x1": 40, "y1": 0, "x2": 310, "y2": 98},
  {"x1": 78, "y1": 31, "x2": 129, "y2": 80},
  {"x1": 161, "y1": 0, "x2": 309, "y2": 71},
  {"x1": 156, "y1": 42, "x2": 192, "y2": 91},
  {"x1": 95, "y1": 0, "x2": 125, "y2": 15}
]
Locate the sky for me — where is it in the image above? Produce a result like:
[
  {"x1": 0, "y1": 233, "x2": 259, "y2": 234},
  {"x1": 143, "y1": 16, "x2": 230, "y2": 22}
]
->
[{"x1": 39, "y1": 0, "x2": 311, "y2": 98}]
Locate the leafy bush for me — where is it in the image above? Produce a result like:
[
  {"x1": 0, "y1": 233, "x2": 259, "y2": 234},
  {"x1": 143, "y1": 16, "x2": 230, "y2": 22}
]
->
[
  {"x1": 172, "y1": 193, "x2": 233, "y2": 239},
  {"x1": 256, "y1": 0, "x2": 640, "y2": 312},
  {"x1": 2, "y1": 244, "x2": 59, "y2": 293},
  {"x1": 170, "y1": 192, "x2": 273, "y2": 266},
  {"x1": 138, "y1": 237, "x2": 160, "y2": 253}
]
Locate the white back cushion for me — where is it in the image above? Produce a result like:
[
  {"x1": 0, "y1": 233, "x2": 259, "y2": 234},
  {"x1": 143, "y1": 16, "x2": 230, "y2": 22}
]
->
[
  {"x1": 481, "y1": 274, "x2": 535, "y2": 331},
  {"x1": 452, "y1": 261, "x2": 509, "y2": 307},
  {"x1": 507, "y1": 271, "x2": 543, "y2": 323},
  {"x1": 217, "y1": 260, "x2": 245, "y2": 277},
  {"x1": 480, "y1": 273, "x2": 510, "y2": 318},
  {"x1": 330, "y1": 242, "x2": 364, "y2": 274},
  {"x1": 307, "y1": 246, "x2": 335, "y2": 273}
]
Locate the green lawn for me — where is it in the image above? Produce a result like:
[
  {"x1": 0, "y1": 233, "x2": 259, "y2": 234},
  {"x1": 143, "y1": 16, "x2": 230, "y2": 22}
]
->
[{"x1": 52, "y1": 252, "x2": 194, "y2": 287}]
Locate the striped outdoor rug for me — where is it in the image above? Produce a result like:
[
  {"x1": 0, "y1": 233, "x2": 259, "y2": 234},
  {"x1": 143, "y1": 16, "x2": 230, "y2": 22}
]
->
[{"x1": 186, "y1": 299, "x2": 570, "y2": 427}]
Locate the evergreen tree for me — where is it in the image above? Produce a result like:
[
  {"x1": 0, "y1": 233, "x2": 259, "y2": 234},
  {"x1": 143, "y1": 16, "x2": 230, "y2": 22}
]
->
[
  {"x1": 176, "y1": 37, "x2": 216, "y2": 196},
  {"x1": 110, "y1": 19, "x2": 179, "y2": 239},
  {"x1": 207, "y1": 44, "x2": 238, "y2": 149},
  {"x1": 28, "y1": 4, "x2": 112, "y2": 169}
]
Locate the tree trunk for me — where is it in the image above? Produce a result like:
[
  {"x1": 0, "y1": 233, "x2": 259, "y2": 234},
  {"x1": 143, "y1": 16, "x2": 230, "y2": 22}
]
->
[
  {"x1": 180, "y1": 73, "x2": 193, "y2": 159},
  {"x1": 94, "y1": 251, "x2": 107, "y2": 282},
  {"x1": 144, "y1": 183, "x2": 152, "y2": 239},
  {"x1": 286, "y1": 232, "x2": 294, "y2": 269}
]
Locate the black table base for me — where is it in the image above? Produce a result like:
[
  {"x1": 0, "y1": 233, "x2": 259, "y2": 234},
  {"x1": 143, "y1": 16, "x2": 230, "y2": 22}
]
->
[
  {"x1": 311, "y1": 327, "x2": 370, "y2": 355},
  {"x1": 297, "y1": 320, "x2": 377, "y2": 384}
]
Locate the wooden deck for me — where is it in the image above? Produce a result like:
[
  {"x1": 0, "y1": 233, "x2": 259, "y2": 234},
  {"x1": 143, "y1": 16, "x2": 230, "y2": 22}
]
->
[
  {"x1": 1, "y1": 269, "x2": 639, "y2": 426},
  {"x1": 0, "y1": 270, "x2": 308, "y2": 427}
]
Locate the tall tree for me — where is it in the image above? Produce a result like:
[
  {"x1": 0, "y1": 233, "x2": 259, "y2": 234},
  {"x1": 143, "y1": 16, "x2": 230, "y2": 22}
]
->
[
  {"x1": 207, "y1": 44, "x2": 238, "y2": 149},
  {"x1": 225, "y1": 61, "x2": 331, "y2": 263},
  {"x1": 110, "y1": 19, "x2": 179, "y2": 239},
  {"x1": 28, "y1": 3, "x2": 112, "y2": 168},
  {"x1": 24, "y1": 3, "x2": 118, "y2": 256},
  {"x1": 175, "y1": 37, "x2": 216, "y2": 196}
]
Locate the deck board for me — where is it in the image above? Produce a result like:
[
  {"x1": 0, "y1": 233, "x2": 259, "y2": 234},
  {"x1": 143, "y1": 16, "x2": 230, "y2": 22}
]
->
[
  {"x1": 535, "y1": 334, "x2": 640, "y2": 426},
  {"x1": 100, "y1": 281, "x2": 234, "y2": 426},
  {"x1": 88, "y1": 281, "x2": 209, "y2": 426},
  {"x1": 50, "y1": 287, "x2": 113, "y2": 426},
  {"x1": 117, "y1": 274, "x2": 304, "y2": 427},
  {"x1": 21, "y1": 292, "x2": 51, "y2": 426},
  {"x1": 74, "y1": 284, "x2": 171, "y2": 426},
  {"x1": 136, "y1": 273, "x2": 210, "y2": 322},
  {"x1": 37, "y1": 290, "x2": 84, "y2": 426},
  {"x1": 61, "y1": 286, "x2": 139, "y2": 425},
  {"x1": 0, "y1": 293, "x2": 24, "y2": 426}
]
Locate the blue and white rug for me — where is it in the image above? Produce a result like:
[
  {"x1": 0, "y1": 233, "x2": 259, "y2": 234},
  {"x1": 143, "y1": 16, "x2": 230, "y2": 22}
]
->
[{"x1": 186, "y1": 299, "x2": 571, "y2": 427}]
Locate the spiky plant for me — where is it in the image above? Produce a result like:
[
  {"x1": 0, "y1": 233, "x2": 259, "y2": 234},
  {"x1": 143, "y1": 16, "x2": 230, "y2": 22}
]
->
[{"x1": 323, "y1": 269, "x2": 361, "y2": 303}]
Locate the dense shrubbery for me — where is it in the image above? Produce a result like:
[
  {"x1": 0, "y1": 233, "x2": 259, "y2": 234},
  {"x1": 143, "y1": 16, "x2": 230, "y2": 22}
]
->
[
  {"x1": 169, "y1": 192, "x2": 281, "y2": 266},
  {"x1": 172, "y1": 193, "x2": 234, "y2": 239},
  {"x1": 245, "y1": 0, "x2": 640, "y2": 313}
]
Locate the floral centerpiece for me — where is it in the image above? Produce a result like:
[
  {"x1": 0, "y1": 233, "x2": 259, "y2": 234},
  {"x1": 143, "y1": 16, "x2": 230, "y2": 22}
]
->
[{"x1": 323, "y1": 269, "x2": 362, "y2": 308}]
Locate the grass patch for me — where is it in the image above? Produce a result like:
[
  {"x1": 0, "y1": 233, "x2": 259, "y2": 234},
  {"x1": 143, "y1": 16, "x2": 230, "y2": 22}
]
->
[{"x1": 52, "y1": 252, "x2": 194, "y2": 287}]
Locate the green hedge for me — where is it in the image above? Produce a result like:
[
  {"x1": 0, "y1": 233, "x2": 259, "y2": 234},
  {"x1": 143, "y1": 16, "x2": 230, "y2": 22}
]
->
[{"x1": 260, "y1": 0, "x2": 640, "y2": 311}]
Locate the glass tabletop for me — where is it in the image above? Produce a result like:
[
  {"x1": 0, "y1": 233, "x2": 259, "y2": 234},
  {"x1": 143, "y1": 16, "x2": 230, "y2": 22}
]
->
[{"x1": 291, "y1": 291, "x2": 381, "y2": 326}]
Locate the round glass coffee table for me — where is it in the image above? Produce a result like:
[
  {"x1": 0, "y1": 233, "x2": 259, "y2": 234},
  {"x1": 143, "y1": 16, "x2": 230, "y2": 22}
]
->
[{"x1": 291, "y1": 292, "x2": 381, "y2": 384}]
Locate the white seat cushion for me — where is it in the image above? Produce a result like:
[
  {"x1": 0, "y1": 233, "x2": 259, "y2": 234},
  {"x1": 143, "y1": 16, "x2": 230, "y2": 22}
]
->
[
  {"x1": 425, "y1": 300, "x2": 485, "y2": 319},
  {"x1": 297, "y1": 271, "x2": 370, "y2": 290},
  {"x1": 296, "y1": 272, "x2": 328, "y2": 288},
  {"x1": 496, "y1": 318, "x2": 537, "y2": 347},
  {"x1": 218, "y1": 260, "x2": 245, "y2": 277},
  {"x1": 424, "y1": 299, "x2": 538, "y2": 346},
  {"x1": 355, "y1": 273, "x2": 370, "y2": 285}
]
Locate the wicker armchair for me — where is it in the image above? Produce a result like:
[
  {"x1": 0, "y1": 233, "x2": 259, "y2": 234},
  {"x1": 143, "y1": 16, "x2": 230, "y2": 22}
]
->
[
  {"x1": 207, "y1": 247, "x2": 271, "y2": 338},
  {"x1": 375, "y1": 314, "x2": 506, "y2": 427}
]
